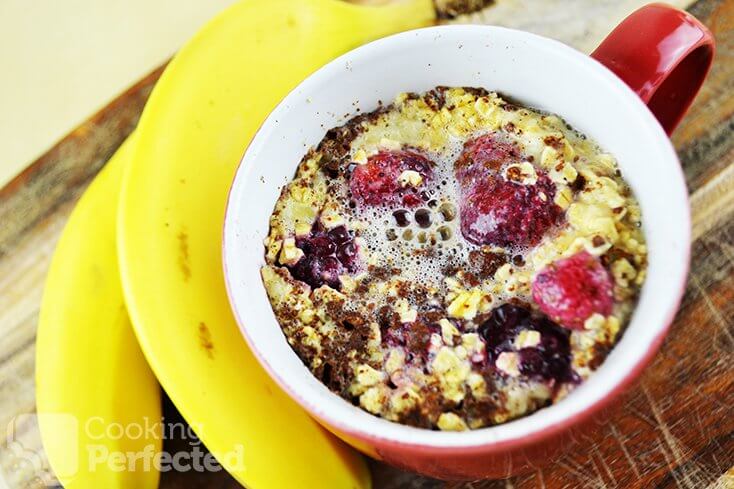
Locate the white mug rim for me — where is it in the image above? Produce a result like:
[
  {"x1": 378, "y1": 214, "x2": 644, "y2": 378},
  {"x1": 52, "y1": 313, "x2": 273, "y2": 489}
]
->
[{"x1": 222, "y1": 24, "x2": 689, "y2": 450}]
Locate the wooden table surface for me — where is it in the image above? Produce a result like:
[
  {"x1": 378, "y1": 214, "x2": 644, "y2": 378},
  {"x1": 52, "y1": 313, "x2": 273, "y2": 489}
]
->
[{"x1": 1, "y1": 0, "x2": 733, "y2": 487}]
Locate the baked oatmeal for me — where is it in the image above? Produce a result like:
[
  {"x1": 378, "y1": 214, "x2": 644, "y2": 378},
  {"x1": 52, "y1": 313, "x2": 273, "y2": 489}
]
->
[{"x1": 260, "y1": 87, "x2": 647, "y2": 431}]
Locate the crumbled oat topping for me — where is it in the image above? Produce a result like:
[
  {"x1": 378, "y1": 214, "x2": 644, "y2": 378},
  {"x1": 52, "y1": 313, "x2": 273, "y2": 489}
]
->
[{"x1": 261, "y1": 87, "x2": 647, "y2": 430}]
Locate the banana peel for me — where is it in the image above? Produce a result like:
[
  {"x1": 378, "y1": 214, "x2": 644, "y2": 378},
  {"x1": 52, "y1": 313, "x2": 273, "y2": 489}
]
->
[
  {"x1": 36, "y1": 136, "x2": 162, "y2": 489},
  {"x1": 118, "y1": 0, "x2": 435, "y2": 487}
]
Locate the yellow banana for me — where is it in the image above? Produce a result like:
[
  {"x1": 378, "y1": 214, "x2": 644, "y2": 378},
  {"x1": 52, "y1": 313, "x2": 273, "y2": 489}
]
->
[
  {"x1": 36, "y1": 137, "x2": 162, "y2": 488},
  {"x1": 118, "y1": 0, "x2": 434, "y2": 487}
]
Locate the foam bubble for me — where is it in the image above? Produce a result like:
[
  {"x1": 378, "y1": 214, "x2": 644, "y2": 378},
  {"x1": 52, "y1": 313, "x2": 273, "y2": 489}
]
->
[{"x1": 349, "y1": 136, "x2": 473, "y2": 288}]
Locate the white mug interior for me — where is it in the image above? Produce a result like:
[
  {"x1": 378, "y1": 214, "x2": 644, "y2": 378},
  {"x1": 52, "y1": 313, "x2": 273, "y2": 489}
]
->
[{"x1": 223, "y1": 25, "x2": 689, "y2": 449}]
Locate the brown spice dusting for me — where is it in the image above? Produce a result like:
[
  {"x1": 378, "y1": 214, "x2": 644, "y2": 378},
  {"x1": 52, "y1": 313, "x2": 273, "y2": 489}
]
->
[
  {"x1": 461, "y1": 86, "x2": 490, "y2": 98},
  {"x1": 601, "y1": 247, "x2": 635, "y2": 268},
  {"x1": 468, "y1": 248, "x2": 508, "y2": 278},
  {"x1": 544, "y1": 135, "x2": 564, "y2": 150},
  {"x1": 377, "y1": 305, "x2": 397, "y2": 332},
  {"x1": 443, "y1": 263, "x2": 460, "y2": 277},
  {"x1": 394, "y1": 281, "x2": 412, "y2": 298},
  {"x1": 305, "y1": 301, "x2": 374, "y2": 396},
  {"x1": 317, "y1": 106, "x2": 390, "y2": 176},
  {"x1": 571, "y1": 173, "x2": 587, "y2": 192},
  {"x1": 463, "y1": 271, "x2": 481, "y2": 287},
  {"x1": 423, "y1": 87, "x2": 447, "y2": 111},
  {"x1": 462, "y1": 390, "x2": 500, "y2": 426},
  {"x1": 589, "y1": 342, "x2": 613, "y2": 370},
  {"x1": 422, "y1": 308, "x2": 444, "y2": 325},
  {"x1": 406, "y1": 321, "x2": 435, "y2": 359},
  {"x1": 399, "y1": 382, "x2": 450, "y2": 428}
]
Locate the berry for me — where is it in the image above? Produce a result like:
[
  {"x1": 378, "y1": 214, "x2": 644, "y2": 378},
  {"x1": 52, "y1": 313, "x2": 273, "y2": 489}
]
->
[
  {"x1": 306, "y1": 236, "x2": 335, "y2": 256},
  {"x1": 454, "y1": 133, "x2": 521, "y2": 185},
  {"x1": 479, "y1": 304, "x2": 574, "y2": 383},
  {"x1": 327, "y1": 226, "x2": 350, "y2": 244},
  {"x1": 531, "y1": 251, "x2": 614, "y2": 329},
  {"x1": 459, "y1": 172, "x2": 562, "y2": 247},
  {"x1": 287, "y1": 223, "x2": 359, "y2": 289},
  {"x1": 349, "y1": 150, "x2": 433, "y2": 207},
  {"x1": 336, "y1": 240, "x2": 358, "y2": 264},
  {"x1": 454, "y1": 132, "x2": 563, "y2": 247}
]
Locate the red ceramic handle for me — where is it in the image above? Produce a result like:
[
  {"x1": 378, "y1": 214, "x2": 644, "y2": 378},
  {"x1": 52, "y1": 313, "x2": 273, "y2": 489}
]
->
[{"x1": 591, "y1": 3, "x2": 715, "y2": 134}]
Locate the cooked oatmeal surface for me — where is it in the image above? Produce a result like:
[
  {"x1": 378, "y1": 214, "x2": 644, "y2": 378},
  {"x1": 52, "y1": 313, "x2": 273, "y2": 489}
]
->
[{"x1": 261, "y1": 87, "x2": 647, "y2": 430}]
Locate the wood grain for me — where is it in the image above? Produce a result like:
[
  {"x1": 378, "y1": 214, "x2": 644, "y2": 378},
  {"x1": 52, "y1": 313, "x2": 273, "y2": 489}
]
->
[
  {"x1": 458, "y1": 0, "x2": 695, "y2": 53},
  {"x1": 0, "y1": 0, "x2": 732, "y2": 487}
]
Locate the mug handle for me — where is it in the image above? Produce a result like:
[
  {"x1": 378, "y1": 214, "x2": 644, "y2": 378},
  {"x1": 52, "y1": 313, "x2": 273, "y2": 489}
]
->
[{"x1": 591, "y1": 3, "x2": 715, "y2": 135}]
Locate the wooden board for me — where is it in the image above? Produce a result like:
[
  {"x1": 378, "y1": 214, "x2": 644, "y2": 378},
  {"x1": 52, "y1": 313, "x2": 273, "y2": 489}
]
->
[{"x1": 1, "y1": 0, "x2": 732, "y2": 487}]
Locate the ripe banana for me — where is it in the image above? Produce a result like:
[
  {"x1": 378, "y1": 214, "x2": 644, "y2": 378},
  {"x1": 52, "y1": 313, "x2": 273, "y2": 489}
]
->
[
  {"x1": 118, "y1": 0, "x2": 435, "y2": 487},
  {"x1": 36, "y1": 136, "x2": 162, "y2": 488}
]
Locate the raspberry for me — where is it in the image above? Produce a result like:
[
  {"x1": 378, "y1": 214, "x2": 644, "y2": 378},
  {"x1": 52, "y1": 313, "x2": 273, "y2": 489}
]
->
[
  {"x1": 349, "y1": 150, "x2": 433, "y2": 207},
  {"x1": 479, "y1": 304, "x2": 574, "y2": 383},
  {"x1": 531, "y1": 251, "x2": 614, "y2": 329},
  {"x1": 287, "y1": 223, "x2": 359, "y2": 290},
  {"x1": 455, "y1": 133, "x2": 521, "y2": 185},
  {"x1": 454, "y1": 132, "x2": 563, "y2": 247},
  {"x1": 459, "y1": 172, "x2": 562, "y2": 247}
]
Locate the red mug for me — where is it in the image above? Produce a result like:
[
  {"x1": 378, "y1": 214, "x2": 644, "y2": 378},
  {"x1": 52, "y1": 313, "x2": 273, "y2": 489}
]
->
[
  {"x1": 592, "y1": 3, "x2": 714, "y2": 135},
  {"x1": 224, "y1": 3, "x2": 714, "y2": 480}
]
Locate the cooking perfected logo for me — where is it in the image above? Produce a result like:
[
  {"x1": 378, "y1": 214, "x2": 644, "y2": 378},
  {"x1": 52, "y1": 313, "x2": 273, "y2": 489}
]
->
[
  {"x1": 3, "y1": 413, "x2": 65, "y2": 487},
  {"x1": 3, "y1": 414, "x2": 245, "y2": 485}
]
